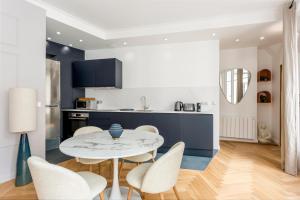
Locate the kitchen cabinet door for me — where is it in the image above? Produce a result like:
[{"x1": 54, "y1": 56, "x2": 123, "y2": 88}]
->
[
  {"x1": 72, "y1": 59, "x2": 122, "y2": 88},
  {"x1": 180, "y1": 114, "x2": 213, "y2": 150},
  {"x1": 93, "y1": 59, "x2": 116, "y2": 87},
  {"x1": 72, "y1": 63, "x2": 95, "y2": 87},
  {"x1": 88, "y1": 112, "x2": 112, "y2": 130},
  {"x1": 151, "y1": 113, "x2": 181, "y2": 148}
]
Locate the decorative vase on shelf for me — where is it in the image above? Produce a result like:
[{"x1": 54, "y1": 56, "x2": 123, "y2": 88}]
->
[
  {"x1": 109, "y1": 123, "x2": 123, "y2": 139},
  {"x1": 260, "y1": 95, "x2": 268, "y2": 103}
]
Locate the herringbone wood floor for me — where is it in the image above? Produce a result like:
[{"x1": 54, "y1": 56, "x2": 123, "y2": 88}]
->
[{"x1": 1, "y1": 141, "x2": 300, "y2": 200}]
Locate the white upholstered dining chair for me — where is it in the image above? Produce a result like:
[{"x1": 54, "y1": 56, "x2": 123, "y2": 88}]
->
[
  {"x1": 73, "y1": 126, "x2": 109, "y2": 174},
  {"x1": 119, "y1": 125, "x2": 159, "y2": 177},
  {"x1": 126, "y1": 141, "x2": 185, "y2": 200},
  {"x1": 28, "y1": 156, "x2": 107, "y2": 200}
]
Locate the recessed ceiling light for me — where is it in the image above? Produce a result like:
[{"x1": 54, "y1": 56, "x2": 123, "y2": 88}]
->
[
  {"x1": 260, "y1": 36, "x2": 265, "y2": 40},
  {"x1": 123, "y1": 42, "x2": 127, "y2": 46},
  {"x1": 69, "y1": 44, "x2": 73, "y2": 47},
  {"x1": 47, "y1": 37, "x2": 51, "y2": 40},
  {"x1": 56, "y1": 31, "x2": 61, "y2": 35},
  {"x1": 212, "y1": 33, "x2": 216, "y2": 37},
  {"x1": 235, "y1": 38, "x2": 240, "y2": 42},
  {"x1": 79, "y1": 39, "x2": 83, "y2": 42},
  {"x1": 164, "y1": 38, "x2": 168, "y2": 41}
]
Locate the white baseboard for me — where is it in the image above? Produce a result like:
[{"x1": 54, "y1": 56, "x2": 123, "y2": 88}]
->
[{"x1": 220, "y1": 136, "x2": 258, "y2": 143}]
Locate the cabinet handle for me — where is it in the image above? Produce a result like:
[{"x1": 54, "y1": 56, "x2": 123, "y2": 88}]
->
[{"x1": 68, "y1": 117, "x2": 88, "y2": 120}]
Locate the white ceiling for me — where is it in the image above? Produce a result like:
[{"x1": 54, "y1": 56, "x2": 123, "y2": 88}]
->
[
  {"x1": 47, "y1": 18, "x2": 282, "y2": 50},
  {"x1": 37, "y1": 0, "x2": 286, "y2": 30},
  {"x1": 46, "y1": 18, "x2": 109, "y2": 49},
  {"x1": 29, "y1": 0, "x2": 286, "y2": 50}
]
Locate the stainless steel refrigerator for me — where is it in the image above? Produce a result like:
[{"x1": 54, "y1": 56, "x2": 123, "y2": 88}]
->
[{"x1": 46, "y1": 59, "x2": 61, "y2": 151}]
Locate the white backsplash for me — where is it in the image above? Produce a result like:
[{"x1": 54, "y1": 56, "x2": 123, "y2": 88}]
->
[{"x1": 85, "y1": 86, "x2": 218, "y2": 112}]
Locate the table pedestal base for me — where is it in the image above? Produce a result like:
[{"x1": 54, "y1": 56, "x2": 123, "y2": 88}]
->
[{"x1": 104, "y1": 186, "x2": 141, "y2": 200}]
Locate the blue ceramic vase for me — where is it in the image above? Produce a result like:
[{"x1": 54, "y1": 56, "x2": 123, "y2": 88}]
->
[{"x1": 109, "y1": 123, "x2": 123, "y2": 139}]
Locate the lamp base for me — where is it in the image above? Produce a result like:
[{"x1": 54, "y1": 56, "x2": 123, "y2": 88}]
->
[{"x1": 15, "y1": 133, "x2": 32, "y2": 187}]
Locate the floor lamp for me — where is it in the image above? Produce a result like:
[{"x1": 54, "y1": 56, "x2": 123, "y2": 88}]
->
[{"x1": 9, "y1": 88, "x2": 37, "y2": 186}]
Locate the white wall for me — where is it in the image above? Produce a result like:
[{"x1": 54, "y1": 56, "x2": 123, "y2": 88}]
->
[
  {"x1": 85, "y1": 41, "x2": 220, "y2": 149},
  {"x1": 258, "y1": 43, "x2": 282, "y2": 144},
  {"x1": 220, "y1": 47, "x2": 258, "y2": 141},
  {"x1": 0, "y1": 0, "x2": 46, "y2": 183}
]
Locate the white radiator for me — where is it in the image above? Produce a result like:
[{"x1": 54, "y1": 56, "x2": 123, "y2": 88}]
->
[{"x1": 221, "y1": 115, "x2": 257, "y2": 140}]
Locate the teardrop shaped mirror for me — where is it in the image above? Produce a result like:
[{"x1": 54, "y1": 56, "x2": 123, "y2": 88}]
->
[{"x1": 220, "y1": 68, "x2": 251, "y2": 104}]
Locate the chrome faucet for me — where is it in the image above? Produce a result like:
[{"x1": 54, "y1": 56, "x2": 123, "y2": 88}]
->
[{"x1": 141, "y1": 96, "x2": 149, "y2": 111}]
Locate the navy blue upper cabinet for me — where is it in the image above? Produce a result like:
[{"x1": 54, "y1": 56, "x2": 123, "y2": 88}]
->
[
  {"x1": 72, "y1": 58, "x2": 122, "y2": 88},
  {"x1": 72, "y1": 62, "x2": 95, "y2": 87}
]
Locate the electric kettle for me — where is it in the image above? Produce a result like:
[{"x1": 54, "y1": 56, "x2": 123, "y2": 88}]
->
[{"x1": 174, "y1": 101, "x2": 183, "y2": 111}]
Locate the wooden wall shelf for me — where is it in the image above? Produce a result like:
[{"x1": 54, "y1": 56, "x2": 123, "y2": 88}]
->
[
  {"x1": 257, "y1": 91, "x2": 271, "y2": 103},
  {"x1": 257, "y1": 69, "x2": 271, "y2": 82}
]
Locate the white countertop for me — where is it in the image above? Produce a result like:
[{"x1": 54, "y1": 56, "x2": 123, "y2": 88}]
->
[{"x1": 61, "y1": 108, "x2": 212, "y2": 114}]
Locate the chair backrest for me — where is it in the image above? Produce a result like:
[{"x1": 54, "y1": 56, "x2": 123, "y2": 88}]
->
[
  {"x1": 135, "y1": 125, "x2": 159, "y2": 157},
  {"x1": 141, "y1": 142, "x2": 185, "y2": 193},
  {"x1": 73, "y1": 126, "x2": 103, "y2": 136},
  {"x1": 28, "y1": 156, "x2": 91, "y2": 200},
  {"x1": 135, "y1": 125, "x2": 159, "y2": 134},
  {"x1": 73, "y1": 126, "x2": 103, "y2": 162}
]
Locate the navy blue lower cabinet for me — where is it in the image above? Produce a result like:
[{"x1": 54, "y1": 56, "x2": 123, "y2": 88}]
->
[
  {"x1": 62, "y1": 111, "x2": 214, "y2": 157},
  {"x1": 179, "y1": 114, "x2": 214, "y2": 156},
  {"x1": 88, "y1": 112, "x2": 113, "y2": 130},
  {"x1": 149, "y1": 113, "x2": 181, "y2": 148}
]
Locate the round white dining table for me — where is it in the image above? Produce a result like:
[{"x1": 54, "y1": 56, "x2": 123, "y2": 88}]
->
[{"x1": 59, "y1": 129, "x2": 164, "y2": 200}]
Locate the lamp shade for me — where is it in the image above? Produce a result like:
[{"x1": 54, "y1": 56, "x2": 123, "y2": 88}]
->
[{"x1": 9, "y1": 88, "x2": 37, "y2": 133}]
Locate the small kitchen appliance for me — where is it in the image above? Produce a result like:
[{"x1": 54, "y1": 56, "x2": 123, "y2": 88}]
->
[
  {"x1": 174, "y1": 101, "x2": 183, "y2": 111},
  {"x1": 75, "y1": 98, "x2": 97, "y2": 110},
  {"x1": 196, "y1": 103, "x2": 201, "y2": 112},
  {"x1": 183, "y1": 103, "x2": 195, "y2": 112}
]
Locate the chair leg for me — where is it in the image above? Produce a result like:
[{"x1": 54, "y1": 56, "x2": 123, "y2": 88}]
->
[
  {"x1": 99, "y1": 191, "x2": 105, "y2": 200},
  {"x1": 159, "y1": 193, "x2": 164, "y2": 200},
  {"x1": 127, "y1": 186, "x2": 133, "y2": 200},
  {"x1": 98, "y1": 163, "x2": 101, "y2": 175},
  {"x1": 89, "y1": 164, "x2": 92, "y2": 172},
  {"x1": 173, "y1": 186, "x2": 180, "y2": 200},
  {"x1": 119, "y1": 159, "x2": 124, "y2": 179},
  {"x1": 111, "y1": 160, "x2": 114, "y2": 179},
  {"x1": 141, "y1": 192, "x2": 145, "y2": 200}
]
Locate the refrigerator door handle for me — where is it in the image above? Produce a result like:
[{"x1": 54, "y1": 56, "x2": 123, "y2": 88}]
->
[{"x1": 45, "y1": 105, "x2": 59, "y2": 108}]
